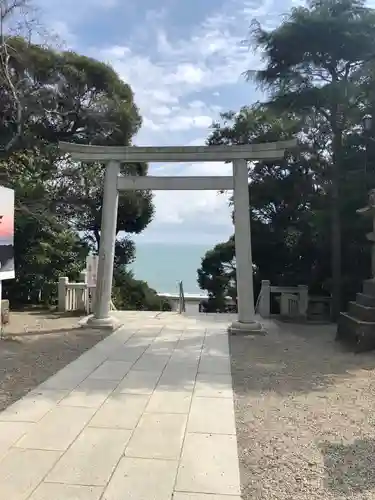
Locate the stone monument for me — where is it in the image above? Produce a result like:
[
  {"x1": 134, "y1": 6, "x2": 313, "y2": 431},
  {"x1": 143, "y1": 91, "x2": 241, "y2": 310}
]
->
[{"x1": 336, "y1": 189, "x2": 375, "y2": 351}]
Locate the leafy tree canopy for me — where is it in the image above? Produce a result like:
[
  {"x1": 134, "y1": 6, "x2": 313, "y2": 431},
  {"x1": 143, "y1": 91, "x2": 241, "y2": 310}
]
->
[
  {"x1": 198, "y1": 98, "x2": 372, "y2": 310},
  {"x1": 0, "y1": 28, "x2": 155, "y2": 308},
  {"x1": 197, "y1": 237, "x2": 236, "y2": 311},
  {"x1": 242, "y1": 0, "x2": 375, "y2": 318}
]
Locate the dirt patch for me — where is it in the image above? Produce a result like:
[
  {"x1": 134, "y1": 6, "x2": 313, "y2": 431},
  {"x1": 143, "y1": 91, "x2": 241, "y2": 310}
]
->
[
  {"x1": 0, "y1": 310, "x2": 110, "y2": 411},
  {"x1": 230, "y1": 319, "x2": 375, "y2": 500}
]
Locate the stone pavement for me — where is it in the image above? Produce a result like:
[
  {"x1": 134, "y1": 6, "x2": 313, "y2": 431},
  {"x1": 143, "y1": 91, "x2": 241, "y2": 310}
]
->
[{"x1": 0, "y1": 312, "x2": 242, "y2": 500}]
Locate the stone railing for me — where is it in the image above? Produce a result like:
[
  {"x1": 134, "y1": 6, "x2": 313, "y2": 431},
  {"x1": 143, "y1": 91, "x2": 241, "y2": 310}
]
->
[
  {"x1": 58, "y1": 272, "x2": 96, "y2": 314},
  {"x1": 257, "y1": 280, "x2": 309, "y2": 319}
]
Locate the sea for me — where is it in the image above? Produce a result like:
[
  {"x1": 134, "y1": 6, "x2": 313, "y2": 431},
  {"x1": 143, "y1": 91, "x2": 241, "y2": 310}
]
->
[{"x1": 129, "y1": 242, "x2": 211, "y2": 295}]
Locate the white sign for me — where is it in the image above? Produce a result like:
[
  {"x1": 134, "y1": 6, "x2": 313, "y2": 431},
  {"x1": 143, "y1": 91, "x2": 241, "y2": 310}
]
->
[
  {"x1": 86, "y1": 255, "x2": 98, "y2": 288},
  {"x1": 0, "y1": 186, "x2": 15, "y2": 280}
]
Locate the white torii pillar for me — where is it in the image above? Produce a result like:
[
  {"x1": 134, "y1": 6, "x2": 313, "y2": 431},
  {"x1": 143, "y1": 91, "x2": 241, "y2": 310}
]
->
[
  {"x1": 92, "y1": 160, "x2": 121, "y2": 328},
  {"x1": 228, "y1": 158, "x2": 261, "y2": 334},
  {"x1": 59, "y1": 140, "x2": 296, "y2": 333}
]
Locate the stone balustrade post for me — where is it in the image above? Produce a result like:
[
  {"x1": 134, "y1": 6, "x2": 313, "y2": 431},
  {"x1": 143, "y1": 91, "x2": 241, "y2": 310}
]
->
[
  {"x1": 298, "y1": 285, "x2": 309, "y2": 318},
  {"x1": 79, "y1": 271, "x2": 87, "y2": 283},
  {"x1": 58, "y1": 277, "x2": 69, "y2": 312},
  {"x1": 259, "y1": 280, "x2": 271, "y2": 318},
  {"x1": 79, "y1": 271, "x2": 89, "y2": 313}
]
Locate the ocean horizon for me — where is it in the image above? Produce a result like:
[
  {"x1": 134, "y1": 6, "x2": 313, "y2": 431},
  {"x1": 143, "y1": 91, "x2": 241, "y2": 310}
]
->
[{"x1": 129, "y1": 241, "x2": 212, "y2": 295}]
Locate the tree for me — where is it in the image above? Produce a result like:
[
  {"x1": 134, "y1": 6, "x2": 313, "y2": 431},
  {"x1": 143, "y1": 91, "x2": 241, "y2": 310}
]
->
[
  {"x1": 248, "y1": 0, "x2": 375, "y2": 318},
  {"x1": 198, "y1": 237, "x2": 236, "y2": 311},
  {"x1": 52, "y1": 160, "x2": 154, "y2": 254},
  {"x1": 112, "y1": 267, "x2": 171, "y2": 312},
  {"x1": 0, "y1": 149, "x2": 87, "y2": 304},
  {"x1": 4, "y1": 213, "x2": 87, "y2": 305},
  {"x1": 0, "y1": 35, "x2": 141, "y2": 155},
  {"x1": 0, "y1": 36, "x2": 154, "y2": 307},
  {"x1": 207, "y1": 104, "x2": 321, "y2": 283},
  {"x1": 0, "y1": 38, "x2": 153, "y2": 226},
  {"x1": 198, "y1": 101, "x2": 372, "y2": 308}
]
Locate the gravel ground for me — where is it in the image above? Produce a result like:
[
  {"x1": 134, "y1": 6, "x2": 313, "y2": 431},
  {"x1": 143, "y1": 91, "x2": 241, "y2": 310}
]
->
[
  {"x1": 230, "y1": 318, "x2": 375, "y2": 500},
  {"x1": 0, "y1": 310, "x2": 110, "y2": 411}
]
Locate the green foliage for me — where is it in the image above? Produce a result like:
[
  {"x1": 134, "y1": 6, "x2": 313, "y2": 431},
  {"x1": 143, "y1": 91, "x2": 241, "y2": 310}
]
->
[
  {"x1": 0, "y1": 37, "x2": 142, "y2": 153},
  {"x1": 245, "y1": 0, "x2": 375, "y2": 318},
  {"x1": 52, "y1": 160, "x2": 154, "y2": 252},
  {"x1": 4, "y1": 214, "x2": 87, "y2": 305},
  {"x1": 112, "y1": 267, "x2": 171, "y2": 312},
  {"x1": 198, "y1": 98, "x2": 372, "y2": 310},
  {"x1": 197, "y1": 237, "x2": 236, "y2": 312},
  {"x1": 0, "y1": 34, "x2": 154, "y2": 309}
]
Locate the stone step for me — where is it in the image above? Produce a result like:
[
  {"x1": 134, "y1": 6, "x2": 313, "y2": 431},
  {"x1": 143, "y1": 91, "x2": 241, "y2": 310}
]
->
[
  {"x1": 349, "y1": 301, "x2": 375, "y2": 322},
  {"x1": 336, "y1": 312, "x2": 375, "y2": 352},
  {"x1": 362, "y1": 279, "x2": 375, "y2": 297},
  {"x1": 357, "y1": 292, "x2": 375, "y2": 307}
]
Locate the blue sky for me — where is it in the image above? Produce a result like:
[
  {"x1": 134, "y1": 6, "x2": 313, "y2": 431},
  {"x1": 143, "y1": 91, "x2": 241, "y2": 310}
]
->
[{"x1": 33, "y1": 0, "x2": 305, "y2": 244}]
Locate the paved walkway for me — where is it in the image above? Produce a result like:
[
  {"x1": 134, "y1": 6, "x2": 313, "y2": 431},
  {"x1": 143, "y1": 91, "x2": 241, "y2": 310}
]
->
[{"x1": 0, "y1": 312, "x2": 242, "y2": 500}]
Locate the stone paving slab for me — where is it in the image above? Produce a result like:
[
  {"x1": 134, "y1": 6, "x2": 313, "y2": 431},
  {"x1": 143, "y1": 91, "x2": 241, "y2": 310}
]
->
[
  {"x1": 46, "y1": 427, "x2": 132, "y2": 486},
  {"x1": 89, "y1": 360, "x2": 133, "y2": 381},
  {"x1": 125, "y1": 412, "x2": 187, "y2": 460},
  {"x1": 146, "y1": 389, "x2": 192, "y2": 413},
  {"x1": 59, "y1": 379, "x2": 119, "y2": 409},
  {"x1": 89, "y1": 393, "x2": 149, "y2": 429},
  {"x1": 0, "y1": 312, "x2": 242, "y2": 500},
  {"x1": 0, "y1": 389, "x2": 69, "y2": 422},
  {"x1": 187, "y1": 397, "x2": 236, "y2": 434},
  {"x1": 29, "y1": 484, "x2": 103, "y2": 500},
  {"x1": 175, "y1": 433, "x2": 241, "y2": 495},
  {"x1": 102, "y1": 457, "x2": 178, "y2": 500},
  {"x1": 0, "y1": 448, "x2": 62, "y2": 500},
  {"x1": 15, "y1": 405, "x2": 97, "y2": 451},
  {"x1": 116, "y1": 369, "x2": 161, "y2": 395},
  {"x1": 194, "y1": 372, "x2": 233, "y2": 398},
  {"x1": 0, "y1": 421, "x2": 35, "y2": 461}
]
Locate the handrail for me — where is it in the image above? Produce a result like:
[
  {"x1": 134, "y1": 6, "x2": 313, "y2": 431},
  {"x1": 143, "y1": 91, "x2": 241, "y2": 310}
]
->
[
  {"x1": 178, "y1": 280, "x2": 186, "y2": 314},
  {"x1": 255, "y1": 288, "x2": 262, "y2": 314}
]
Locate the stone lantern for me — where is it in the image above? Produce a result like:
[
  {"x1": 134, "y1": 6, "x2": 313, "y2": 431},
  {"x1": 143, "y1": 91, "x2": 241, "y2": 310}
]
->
[
  {"x1": 336, "y1": 189, "x2": 375, "y2": 351},
  {"x1": 357, "y1": 188, "x2": 375, "y2": 279}
]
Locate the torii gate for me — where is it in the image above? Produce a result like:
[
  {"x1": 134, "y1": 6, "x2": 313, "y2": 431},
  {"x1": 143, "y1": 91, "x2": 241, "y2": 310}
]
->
[{"x1": 59, "y1": 140, "x2": 296, "y2": 334}]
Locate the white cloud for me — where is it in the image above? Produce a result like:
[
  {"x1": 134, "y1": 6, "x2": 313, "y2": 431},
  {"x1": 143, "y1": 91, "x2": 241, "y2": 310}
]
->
[
  {"x1": 144, "y1": 161, "x2": 233, "y2": 242},
  {"x1": 165, "y1": 64, "x2": 206, "y2": 85},
  {"x1": 150, "y1": 115, "x2": 212, "y2": 132},
  {"x1": 150, "y1": 106, "x2": 173, "y2": 117},
  {"x1": 187, "y1": 138, "x2": 207, "y2": 146},
  {"x1": 189, "y1": 100, "x2": 206, "y2": 109},
  {"x1": 94, "y1": 0, "x2": 270, "y2": 137},
  {"x1": 142, "y1": 118, "x2": 162, "y2": 131}
]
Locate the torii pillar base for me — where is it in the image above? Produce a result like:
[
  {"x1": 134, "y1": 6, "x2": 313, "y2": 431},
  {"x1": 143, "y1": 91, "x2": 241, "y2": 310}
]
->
[
  {"x1": 80, "y1": 315, "x2": 122, "y2": 332},
  {"x1": 228, "y1": 320, "x2": 266, "y2": 336}
]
